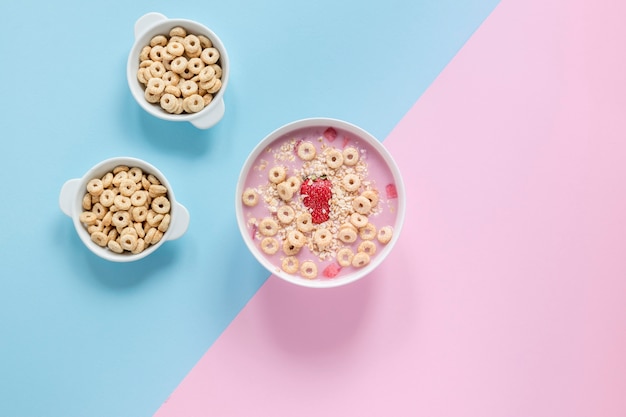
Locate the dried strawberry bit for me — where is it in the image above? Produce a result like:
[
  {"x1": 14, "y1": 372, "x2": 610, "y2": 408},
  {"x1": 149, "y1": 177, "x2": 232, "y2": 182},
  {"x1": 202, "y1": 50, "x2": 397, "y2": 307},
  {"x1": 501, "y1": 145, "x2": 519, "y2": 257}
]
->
[
  {"x1": 385, "y1": 183, "x2": 398, "y2": 199},
  {"x1": 323, "y1": 127, "x2": 337, "y2": 142},
  {"x1": 342, "y1": 135, "x2": 350, "y2": 148},
  {"x1": 323, "y1": 262, "x2": 342, "y2": 278},
  {"x1": 250, "y1": 223, "x2": 257, "y2": 240},
  {"x1": 300, "y1": 176, "x2": 332, "y2": 224}
]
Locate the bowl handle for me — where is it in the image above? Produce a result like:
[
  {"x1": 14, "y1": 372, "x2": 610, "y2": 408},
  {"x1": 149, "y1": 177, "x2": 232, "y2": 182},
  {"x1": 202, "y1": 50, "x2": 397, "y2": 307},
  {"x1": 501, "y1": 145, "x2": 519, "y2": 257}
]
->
[
  {"x1": 134, "y1": 12, "x2": 167, "y2": 39},
  {"x1": 190, "y1": 98, "x2": 225, "y2": 129},
  {"x1": 59, "y1": 179, "x2": 81, "y2": 217},
  {"x1": 167, "y1": 202, "x2": 190, "y2": 240}
]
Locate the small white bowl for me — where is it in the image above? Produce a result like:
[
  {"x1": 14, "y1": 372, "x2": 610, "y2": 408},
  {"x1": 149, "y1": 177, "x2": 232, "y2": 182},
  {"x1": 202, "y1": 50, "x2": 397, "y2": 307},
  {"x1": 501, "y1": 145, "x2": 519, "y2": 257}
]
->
[
  {"x1": 235, "y1": 118, "x2": 406, "y2": 288},
  {"x1": 127, "y1": 12, "x2": 230, "y2": 129},
  {"x1": 59, "y1": 157, "x2": 190, "y2": 262}
]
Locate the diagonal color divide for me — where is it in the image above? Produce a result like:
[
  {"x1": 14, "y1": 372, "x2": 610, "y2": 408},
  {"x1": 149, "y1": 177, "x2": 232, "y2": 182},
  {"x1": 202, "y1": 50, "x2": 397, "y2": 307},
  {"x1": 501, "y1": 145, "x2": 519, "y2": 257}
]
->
[{"x1": 155, "y1": 0, "x2": 626, "y2": 415}]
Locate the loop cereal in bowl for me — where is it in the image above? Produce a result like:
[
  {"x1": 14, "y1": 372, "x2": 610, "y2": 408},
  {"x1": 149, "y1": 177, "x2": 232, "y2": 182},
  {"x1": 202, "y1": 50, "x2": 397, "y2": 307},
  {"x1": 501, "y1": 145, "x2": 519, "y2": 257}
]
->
[
  {"x1": 59, "y1": 157, "x2": 190, "y2": 262},
  {"x1": 127, "y1": 12, "x2": 229, "y2": 129},
  {"x1": 236, "y1": 118, "x2": 406, "y2": 288}
]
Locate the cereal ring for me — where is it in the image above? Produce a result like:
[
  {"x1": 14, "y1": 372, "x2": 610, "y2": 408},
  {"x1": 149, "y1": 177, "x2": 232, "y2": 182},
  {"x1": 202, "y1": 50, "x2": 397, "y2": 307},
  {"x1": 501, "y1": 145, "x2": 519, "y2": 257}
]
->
[
  {"x1": 281, "y1": 256, "x2": 299, "y2": 274},
  {"x1": 313, "y1": 228, "x2": 332, "y2": 249},
  {"x1": 325, "y1": 148, "x2": 344, "y2": 169},
  {"x1": 146, "y1": 210, "x2": 164, "y2": 227},
  {"x1": 362, "y1": 190, "x2": 379, "y2": 208},
  {"x1": 351, "y1": 252, "x2": 371, "y2": 268},
  {"x1": 130, "y1": 190, "x2": 148, "y2": 206},
  {"x1": 139, "y1": 45, "x2": 152, "y2": 61},
  {"x1": 260, "y1": 237, "x2": 279, "y2": 255},
  {"x1": 164, "y1": 84, "x2": 182, "y2": 97},
  {"x1": 337, "y1": 224, "x2": 358, "y2": 243},
  {"x1": 101, "y1": 172, "x2": 113, "y2": 188},
  {"x1": 296, "y1": 212, "x2": 313, "y2": 233},
  {"x1": 300, "y1": 261, "x2": 318, "y2": 279},
  {"x1": 133, "y1": 222, "x2": 146, "y2": 238},
  {"x1": 113, "y1": 195, "x2": 131, "y2": 211},
  {"x1": 198, "y1": 34, "x2": 213, "y2": 48},
  {"x1": 158, "y1": 213, "x2": 171, "y2": 232},
  {"x1": 336, "y1": 247, "x2": 354, "y2": 267},
  {"x1": 82, "y1": 193, "x2": 92, "y2": 210},
  {"x1": 166, "y1": 41, "x2": 185, "y2": 57},
  {"x1": 199, "y1": 76, "x2": 218, "y2": 91},
  {"x1": 284, "y1": 176, "x2": 302, "y2": 193},
  {"x1": 152, "y1": 230, "x2": 164, "y2": 245},
  {"x1": 137, "y1": 68, "x2": 149, "y2": 84},
  {"x1": 350, "y1": 212, "x2": 368, "y2": 229},
  {"x1": 259, "y1": 217, "x2": 279, "y2": 236},
  {"x1": 297, "y1": 141, "x2": 316, "y2": 161},
  {"x1": 86, "y1": 179, "x2": 103, "y2": 196},
  {"x1": 183, "y1": 94, "x2": 204, "y2": 113},
  {"x1": 198, "y1": 65, "x2": 216, "y2": 82},
  {"x1": 144, "y1": 90, "x2": 161, "y2": 104},
  {"x1": 113, "y1": 165, "x2": 129, "y2": 174},
  {"x1": 87, "y1": 220, "x2": 103, "y2": 235},
  {"x1": 111, "y1": 211, "x2": 130, "y2": 228},
  {"x1": 102, "y1": 210, "x2": 113, "y2": 227},
  {"x1": 119, "y1": 234, "x2": 138, "y2": 252},
  {"x1": 268, "y1": 166, "x2": 287, "y2": 184},
  {"x1": 148, "y1": 63, "x2": 165, "y2": 80},
  {"x1": 169, "y1": 26, "x2": 187, "y2": 37},
  {"x1": 242, "y1": 188, "x2": 259, "y2": 207},
  {"x1": 170, "y1": 56, "x2": 188, "y2": 74},
  {"x1": 91, "y1": 231, "x2": 108, "y2": 247},
  {"x1": 131, "y1": 238, "x2": 146, "y2": 254},
  {"x1": 342, "y1": 174, "x2": 361, "y2": 192},
  {"x1": 162, "y1": 71, "x2": 180, "y2": 86},
  {"x1": 148, "y1": 184, "x2": 167, "y2": 197},
  {"x1": 144, "y1": 227, "x2": 156, "y2": 244},
  {"x1": 132, "y1": 206, "x2": 147, "y2": 223},
  {"x1": 206, "y1": 79, "x2": 222, "y2": 94},
  {"x1": 139, "y1": 59, "x2": 153, "y2": 69},
  {"x1": 149, "y1": 45, "x2": 165, "y2": 61},
  {"x1": 342, "y1": 146, "x2": 360, "y2": 166},
  {"x1": 79, "y1": 211, "x2": 98, "y2": 225},
  {"x1": 183, "y1": 35, "x2": 201, "y2": 56},
  {"x1": 99, "y1": 189, "x2": 115, "y2": 207},
  {"x1": 282, "y1": 240, "x2": 300, "y2": 256},
  {"x1": 358, "y1": 240, "x2": 377, "y2": 256},
  {"x1": 200, "y1": 47, "x2": 220, "y2": 65},
  {"x1": 179, "y1": 80, "x2": 198, "y2": 98},
  {"x1": 150, "y1": 35, "x2": 167, "y2": 47},
  {"x1": 92, "y1": 203, "x2": 107, "y2": 220},
  {"x1": 151, "y1": 196, "x2": 171, "y2": 214},
  {"x1": 187, "y1": 57, "x2": 205, "y2": 74},
  {"x1": 211, "y1": 64, "x2": 223, "y2": 79},
  {"x1": 377, "y1": 226, "x2": 393, "y2": 244},
  {"x1": 276, "y1": 182, "x2": 294, "y2": 201},
  {"x1": 202, "y1": 93, "x2": 213, "y2": 107},
  {"x1": 107, "y1": 239, "x2": 123, "y2": 254},
  {"x1": 359, "y1": 222, "x2": 377, "y2": 240},
  {"x1": 160, "y1": 93, "x2": 178, "y2": 113},
  {"x1": 352, "y1": 195, "x2": 372, "y2": 215},
  {"x1": 119, "y1": 179, "x2": 137, "y2": 197},
  {"x1": 287, "y1": 230, "x2": 306, "y2": 248},
  {"x1": 276, "y1": 205, "x2": 295, "y2": 224},
  {"x1": 128, "y1": 167, "x2": 143, "y2": 183}
]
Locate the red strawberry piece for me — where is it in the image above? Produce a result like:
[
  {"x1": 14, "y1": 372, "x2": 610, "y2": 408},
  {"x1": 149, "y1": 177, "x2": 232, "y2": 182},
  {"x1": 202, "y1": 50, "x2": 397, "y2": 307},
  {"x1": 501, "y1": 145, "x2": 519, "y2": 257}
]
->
[
  {"x1": 300, "y1": 176, "x2": 332, "y2": 224},
  {"x1": 342, "y1": 135, "x2": 350, "y2": 148},
  {"x1": 323, "y1": 127, "x2": 337, "y2": 142},
  {"x1": 293, "y1": 139, "x2": 302, "y2": 155},
  {"x1": 323, "y1": 262, "x2": 342, "y2": 278},
  {"x1": 385, "y1": 183, "x2": 398, "y2": 199}
]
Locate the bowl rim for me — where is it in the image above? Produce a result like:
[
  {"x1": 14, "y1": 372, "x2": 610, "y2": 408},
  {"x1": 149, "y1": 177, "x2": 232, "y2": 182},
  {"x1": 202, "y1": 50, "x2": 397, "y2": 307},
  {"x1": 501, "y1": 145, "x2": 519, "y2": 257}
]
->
[
  {"x1": 235, "y1": 117, "x2": 406, "y2": 288},
  {"x1": 62, "y1": 156, "x2": 188, "y2": 262},
  {"x1": 126, "y1": 13, "x2": 230, "y2": 123}
]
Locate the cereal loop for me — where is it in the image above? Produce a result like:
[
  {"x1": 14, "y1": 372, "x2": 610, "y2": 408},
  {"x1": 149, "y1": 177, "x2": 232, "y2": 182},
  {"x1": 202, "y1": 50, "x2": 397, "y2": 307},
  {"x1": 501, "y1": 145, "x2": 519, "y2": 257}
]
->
[
  {"x1": 151, "y1": 196, "x2": 171, "y2": 214},
  {"x1": 166, "y1": 41, "x2": 185, "y2": 57},
  {"x1": 150, "y1": 35, "x2": 168, "y2": 47},
  {"x1": 242, "y1": 188, "x2": 259, "y2": 207},
  {"x1": 313, "y1": 228, "x2": 332, "y2": 249},
  {"x1": 287, "y1": 230, "x2": 306, "y2": 248},
  {"x1": 296, "y1": 212, "x2": 313, "y2": 233},
  {"x1": 169, "y1": 26, "x2": 187, "y2": 37},
  {"x1": 337, "y1": 247, "x2": 354, "y2": 267},
  {"x1": 358, "y1": 240, "x2": 377, "y2": 256},
  {"x1": 377, "y1": 226, "x2": 393, "y2": 244},
  {"x1": 259, "y1": 217, "x2": 278, "y2": 236},
  {"x1": 183, "y1": 94, "x2": 204, "y2": 113},
  {"x1": 342, "y1": 174, "x2": 361, "y2": 192},
  {"x1": 183, "y1": 35, "x2": 201, "y2": 55},
  {"x1": 300, "y1": 261, "x2": 318, "y2": 279},
  {"x1": 297, "y1": 141, "x2": 316, "y2": 161},
  {"x1": 351, "y1": 252, "x2": 371, "y2": 268},
  {"x1": 111, "y1": 211, "x2": 130, "y2": 228},
  {"x1": 359, "y1": 222, "x2": 377, "y2": 240},
  {"x1": 268, "y1": 166, "x2": 287, "y2": 184},
  {"x1": 86, "y1": 179, "x2": 103, "y2": 196},
  {"x1": 352, "y1": 195, "x2": 372, "y2": 215},
  {"x1": 282, "y1": 256, "x2": 299, "y2": 274},
  {"x1": 276, "y1": 182, "x2": 294, "y2": 201},
  {"x1": 119, "y1": 179, "x2": 137, "y2": 197},
  {"x1": 277, "y1": 205, "x2": 295, "y2": 224},
  {"x1": 260, "y1": 237, "x2": 279, "y2": 255},
  {"x1": 200, "y1": 47, "x2": 220, "y2": 65},
  {"x1": 325, "y1": 149, "x2": 344, "y2": 169},
  {"x1": 342, "y1": 146, "x2": 360, "y2": 166},
  {"x1": 350, "y1": 212, "x2": 368, "y2": 229}
]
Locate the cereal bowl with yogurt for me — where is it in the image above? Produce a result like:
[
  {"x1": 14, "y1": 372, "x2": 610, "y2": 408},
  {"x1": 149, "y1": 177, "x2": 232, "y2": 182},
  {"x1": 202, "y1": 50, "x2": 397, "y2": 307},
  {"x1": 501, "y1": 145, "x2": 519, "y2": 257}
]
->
[
  {"x1": 59, "y1": 157, "x2": 190, "y2": 262},
  {"x1": 236, "y1": 118, "x2": 405, "y2": 288},
  {"x1": 127, "y1": 12, "x2": 229, "y2": 129}
]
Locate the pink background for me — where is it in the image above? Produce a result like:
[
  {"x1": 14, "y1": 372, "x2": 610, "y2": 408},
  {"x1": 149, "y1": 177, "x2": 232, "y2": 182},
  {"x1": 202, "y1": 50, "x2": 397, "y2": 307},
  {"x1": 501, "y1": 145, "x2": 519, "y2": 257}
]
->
[{"x1": 155, "y1": 0, "x2": 626, "y2": 415}]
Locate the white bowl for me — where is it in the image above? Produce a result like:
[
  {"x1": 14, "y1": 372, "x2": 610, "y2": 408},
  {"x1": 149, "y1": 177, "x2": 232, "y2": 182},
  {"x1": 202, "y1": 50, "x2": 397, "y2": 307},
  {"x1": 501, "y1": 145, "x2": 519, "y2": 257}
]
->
[
  {"x1": 126, "y1": 12, "x2": 230, "y2": 129},
  {"x1": 59, "y1": 157, "x2": 190, "y2": 262},
  {"x1": 235, "y1": 118, "x2": 406, "y2": 288}
]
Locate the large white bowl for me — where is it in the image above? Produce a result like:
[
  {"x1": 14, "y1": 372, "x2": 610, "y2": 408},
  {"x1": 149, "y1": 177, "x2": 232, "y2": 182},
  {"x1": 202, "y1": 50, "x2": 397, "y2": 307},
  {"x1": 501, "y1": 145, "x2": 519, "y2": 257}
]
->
[
  {"x1": 235, "y1": 118, "x2": 406, "y2": 288},
  {"x1": 126, "y1": 12, "x2": 230, "y2": 129},
  {"x1": 59, "y1": 157, "x2": 189, "y2": 262}
]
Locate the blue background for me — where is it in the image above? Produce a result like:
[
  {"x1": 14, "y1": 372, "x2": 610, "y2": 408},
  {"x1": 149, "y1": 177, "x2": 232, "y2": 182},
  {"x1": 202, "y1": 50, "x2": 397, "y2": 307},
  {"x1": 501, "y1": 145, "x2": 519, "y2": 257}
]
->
[{"x1": 0, "y1": 1, "x2": 498, "y2": 415}]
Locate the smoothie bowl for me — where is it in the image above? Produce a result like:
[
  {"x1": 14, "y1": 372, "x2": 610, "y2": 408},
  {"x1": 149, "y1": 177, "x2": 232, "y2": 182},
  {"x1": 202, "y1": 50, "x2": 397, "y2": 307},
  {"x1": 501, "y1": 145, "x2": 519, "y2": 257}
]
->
[{"x1": 236, "y1": 118, "x2": 405, "y2": 288}]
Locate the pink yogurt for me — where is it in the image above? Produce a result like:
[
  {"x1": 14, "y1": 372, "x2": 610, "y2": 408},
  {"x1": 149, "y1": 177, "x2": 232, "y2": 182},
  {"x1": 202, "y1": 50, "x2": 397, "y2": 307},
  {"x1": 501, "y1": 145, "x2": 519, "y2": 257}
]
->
[{"x1": 237, "y1": 119, "x2": 404, "y2": 287}]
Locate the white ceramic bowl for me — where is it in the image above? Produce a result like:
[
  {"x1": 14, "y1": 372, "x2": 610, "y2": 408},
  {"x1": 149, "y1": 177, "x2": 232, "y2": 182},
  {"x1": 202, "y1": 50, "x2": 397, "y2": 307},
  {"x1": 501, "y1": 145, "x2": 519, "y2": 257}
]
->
[
  {"x1": 236, "y1": 118, "x2": 406, "y2": 288},
  {"x1": 127, "y1": 12, "x2": 230, "y2": 129},
  {"x1": 59, "y1": 157, "x2": 190, "y2": 262}
]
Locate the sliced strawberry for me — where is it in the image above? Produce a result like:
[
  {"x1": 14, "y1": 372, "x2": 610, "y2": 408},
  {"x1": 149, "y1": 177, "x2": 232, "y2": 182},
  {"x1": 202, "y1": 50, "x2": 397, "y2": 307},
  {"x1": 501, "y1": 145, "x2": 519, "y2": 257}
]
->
[
  {"x1": 385, "y1": 183, "x2": 398, "y2": 199},
  {"x1": 323, "y1": 262, "x2": 342, "y2": 278},
  {"x1": 323, "y1": 127, "x2": 337, "y2": 142},
  {"x1": 300, "y1": 176, "x2": 332, "y2": 224}
]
